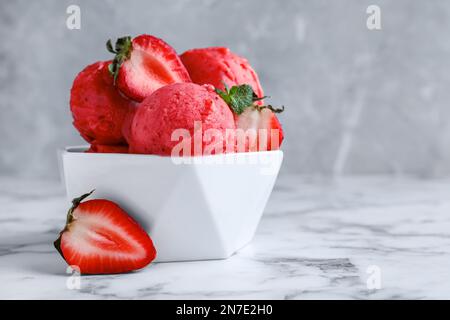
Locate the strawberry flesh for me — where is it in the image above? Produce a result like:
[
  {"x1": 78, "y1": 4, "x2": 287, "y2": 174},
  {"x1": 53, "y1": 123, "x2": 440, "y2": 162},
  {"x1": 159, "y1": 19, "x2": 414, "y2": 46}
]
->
[
  {"x1": 113, "y1": 35, "x2": 191, "y2": 102},
  {"x1": 235, "y1": 108, "x2": 284, "y2": 151}
]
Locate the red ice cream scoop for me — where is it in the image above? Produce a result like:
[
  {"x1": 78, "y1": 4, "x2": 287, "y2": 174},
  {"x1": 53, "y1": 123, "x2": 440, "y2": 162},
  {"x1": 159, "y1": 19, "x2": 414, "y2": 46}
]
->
[
  {"x1": 181, "y1": 47, "x2": 283, "y2": 151},
  {"x1": 128, "y1": 82, "x2": 236, "y2": 156},
  {"x1": 70, "y1": 60, "x2": 133, "y2": 145},
  {"x1": 180, "y1": 47, "x2": 265, "y2": 103}
]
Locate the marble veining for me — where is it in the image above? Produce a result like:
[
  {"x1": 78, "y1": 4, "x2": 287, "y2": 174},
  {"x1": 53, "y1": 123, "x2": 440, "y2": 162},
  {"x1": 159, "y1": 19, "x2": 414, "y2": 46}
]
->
[{"x1": 0, "y1": 175, "x2": 449, "y2": 299}]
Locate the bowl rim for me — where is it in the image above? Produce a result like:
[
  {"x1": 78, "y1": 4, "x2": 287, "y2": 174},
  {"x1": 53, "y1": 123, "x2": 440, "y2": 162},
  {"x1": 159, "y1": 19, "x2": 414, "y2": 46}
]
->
[{"x1": 61, "y1": 145, "x2": 283, "y2": 160}]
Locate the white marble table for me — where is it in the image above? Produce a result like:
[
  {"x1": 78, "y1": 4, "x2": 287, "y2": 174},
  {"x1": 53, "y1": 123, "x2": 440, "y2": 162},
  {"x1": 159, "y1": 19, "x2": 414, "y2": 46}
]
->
[{"x1": 0, "y1": 175, "x2": 449, "y2": 299}]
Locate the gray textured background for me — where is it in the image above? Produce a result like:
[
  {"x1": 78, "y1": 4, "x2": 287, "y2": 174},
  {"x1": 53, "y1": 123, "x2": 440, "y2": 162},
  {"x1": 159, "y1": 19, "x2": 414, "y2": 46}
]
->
[{"x1": 1, "y1": 0, "x2": 450, "y2": 179}]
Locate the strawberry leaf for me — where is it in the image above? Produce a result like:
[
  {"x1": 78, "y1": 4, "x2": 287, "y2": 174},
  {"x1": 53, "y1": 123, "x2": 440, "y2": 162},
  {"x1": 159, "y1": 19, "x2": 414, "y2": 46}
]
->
[
  {"x1": 106, "y1": 39, "x2": 115, "y2": 54},
  {"x1": 106, "y1": 36, "x2": 132, "y2": 85},
  {"x1": 215, "y1": 88, "x2": 231, "y2": 106}
]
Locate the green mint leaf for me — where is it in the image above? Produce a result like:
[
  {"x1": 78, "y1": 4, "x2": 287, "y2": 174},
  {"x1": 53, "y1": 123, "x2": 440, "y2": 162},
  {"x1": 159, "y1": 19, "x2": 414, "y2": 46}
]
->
[
  {"x1": 214, "y1": 88, "x2": 231, "y2": 105},
  {"x1": 223, "y1": 81, "x2": 230, "y2": 92},
  {"x1": 215, "y1": 84, "x2": 255, "y2": 115},
  {"x1": 215, "y1": 83, "x2": 284, "y2": 115},
  {"x1": 229, "y1": 84, "x2": 254, "y2": 115}
]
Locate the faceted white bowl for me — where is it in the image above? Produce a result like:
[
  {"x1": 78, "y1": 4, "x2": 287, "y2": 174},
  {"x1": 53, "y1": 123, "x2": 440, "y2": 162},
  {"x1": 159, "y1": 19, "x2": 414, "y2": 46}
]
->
[{"x1": 60, "y1": 146, "x2": 283, "y2": 262}]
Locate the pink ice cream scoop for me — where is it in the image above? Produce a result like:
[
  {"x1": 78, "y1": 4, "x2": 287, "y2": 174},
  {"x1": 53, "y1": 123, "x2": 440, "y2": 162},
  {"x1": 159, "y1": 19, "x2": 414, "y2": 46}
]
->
[
  {"x1": 128, "y1": 83, "x2": 236, "y2": 156},
  {"x1": 180, "y1": 47, "x2": 265, "y2": 102}
]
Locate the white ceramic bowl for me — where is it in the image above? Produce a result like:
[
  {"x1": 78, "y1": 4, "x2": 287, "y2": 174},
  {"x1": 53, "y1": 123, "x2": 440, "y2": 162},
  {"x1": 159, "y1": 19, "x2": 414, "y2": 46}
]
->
[{"x1": 59, "y1": 146, "x2": 283, "y2": 262}]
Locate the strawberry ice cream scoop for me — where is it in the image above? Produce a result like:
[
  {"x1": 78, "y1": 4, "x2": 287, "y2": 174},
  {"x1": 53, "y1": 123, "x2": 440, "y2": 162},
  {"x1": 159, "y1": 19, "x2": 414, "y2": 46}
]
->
[
  {"x1": 129, "y1": 83, "x2": 235, "y2": 156},
  {"x1": 180, "y1": 47, "x2": 265, "y2": 102},
  {"x1": 121, "y1": 106, "x2": 137, "y2": 144},
  {"x1": 70, "y1": 61, "x2": 133, "y2": 145}
]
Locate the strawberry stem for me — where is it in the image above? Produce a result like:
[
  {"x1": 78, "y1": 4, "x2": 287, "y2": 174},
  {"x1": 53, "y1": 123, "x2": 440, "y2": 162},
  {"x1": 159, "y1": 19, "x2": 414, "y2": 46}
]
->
[
  {"x1": 252, "y1": 92, "x2": 269, "y2": 102},
  {"x1": 54, "y1": 190, "x2": 95, "y2": 259},
  {"x1": 106, "y1": 36, "x2": 133, "y2": 84},
  {"x1": 255, "y1": 104, "x2": 285, "y2": 113},
  {"x1": 66, "y1": 190, "x2": 95, "y2": 224}
]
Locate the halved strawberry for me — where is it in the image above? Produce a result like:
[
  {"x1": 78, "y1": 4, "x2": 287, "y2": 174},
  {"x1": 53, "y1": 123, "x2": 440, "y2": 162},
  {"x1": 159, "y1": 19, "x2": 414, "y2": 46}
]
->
[
  {"x1": 107, "y1": 35, "x2": 191, "y2": 102},
  {"x1": 214, "y1": 84, "x2": 284, "y2": 151},
  {"x1": 236, "y1": 107, "x2": 284, "y2": 151},
  {"x1": 54, "y1": 191, "x2": 156, "y2": 274}
]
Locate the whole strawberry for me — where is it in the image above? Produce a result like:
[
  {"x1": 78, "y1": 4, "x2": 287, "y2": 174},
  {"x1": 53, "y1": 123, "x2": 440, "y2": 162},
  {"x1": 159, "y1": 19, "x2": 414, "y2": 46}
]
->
[{"x1": 54, "y1": 191, "x2": 156, "y2": 274}]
